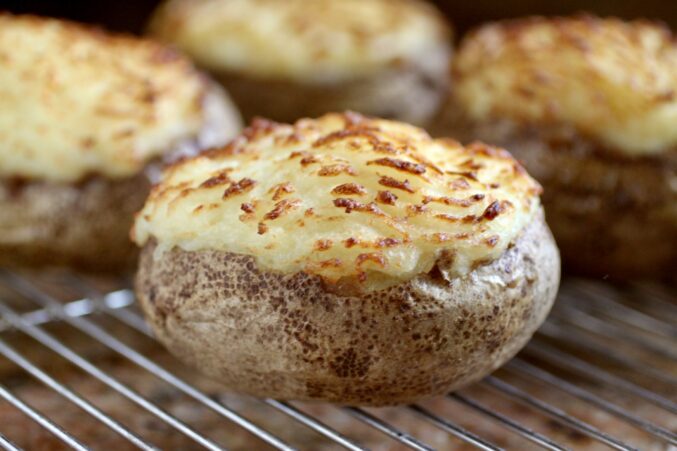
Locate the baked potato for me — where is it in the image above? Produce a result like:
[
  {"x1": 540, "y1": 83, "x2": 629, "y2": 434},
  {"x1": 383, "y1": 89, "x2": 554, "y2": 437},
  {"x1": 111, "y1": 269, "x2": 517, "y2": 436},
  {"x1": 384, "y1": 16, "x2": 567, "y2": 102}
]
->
[
  {"x1": 133, "y1": 112, "x2": 560, "y2": 405},
  {"x1": 147, "y1": 0, "x2": 452, "y2": 126},
  {"x1": 0, "y1": 14, "x2": 242, "y2": 271},
  {"x1": 435, "y1": 16, "x2": 677, "y2": 280}
]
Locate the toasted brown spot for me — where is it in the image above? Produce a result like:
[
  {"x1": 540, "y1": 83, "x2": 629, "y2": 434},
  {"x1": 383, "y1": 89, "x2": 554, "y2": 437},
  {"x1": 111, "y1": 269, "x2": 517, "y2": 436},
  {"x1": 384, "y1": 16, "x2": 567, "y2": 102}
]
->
[
  {"x1": 378, "y1": 175, "x2": 415, "y2": 193},
  {"x1": 446, "y1": 170, "x2": 478, "y2": 181},
  {"x1": 200, "y1": 170, "x2": 232, "y2": 188},
  {"x1": 240, "y1": 202, "x2": 255, "y2": 213},
  {"x1": 270, "y1": 182, "x2": 295, "y2": 200},
  {"x1": 304, "y1": 208, "x2": 315, "y2": 217},
  {"x1": 407, "y1": 204, "x2": 428, "y2": 214},
  {"x1": 263, "y1": 199, "x2": 302, "y2": 221},
  {"x1": 376, "y1": 190, "x2": 398, "y2": 205},
  {"x1": 422, "y1": 194, "x2": 485, "y2": 207},
  {"x1": 344, "y1": 237, "x2": 359, "y2": 248},
  {"x1": 314, "y1": 239, "x2": 333, "y2": 251},
  {"x1": 257, "y1": 222, "x2": 268, "y2": 234},
  {"x1": 342, "y1": 237, "x2": 400, "y2": 249},
  {"x1": 449, "y1": 178, "x2": 471, "y2": 190},
  {"x1": 429, "y1": 232, "x2": 453, "y2": 242},
  {"x1": 410, "y1": 153, "x2": 444, "y2": 174},
  {"x1": 243, "y1": 117, "x2": 282, "y2": 140},
  {"x1": 289, "y1": 151, "x2": 319, "y2": 166},
  {"x1": 318, "y1": 163, "x2": 356, "y2": 176},
  {"x1": 333, "y1": 198, "x2": 383, "y2": 215},
  {"x1": 318, "y1": 258, "x2": 342, "y2": 268},
  {"x1": 301, "y1": 155, "x2": 319, "y2": 166},
  {"x1": 289, "y1": 150, "x2": 310, "y2": 159},
  {"x1": 331, "y1": 183, "x2": 367, "y2": 196},
  {"x1": 223, "y1": 178, "x2": 256, "y2": 199},
  {"x1": 484, "y1": 235, "x2": 500, "y2": 247},
  {"x1": 460, "y1": 159, "x2": 484, "y2": 170},
  {"x1": 376, "y1": 237, "x2": 401, "y2": 247},
  {"x1": 356, "y1": 252, "x2": 386, "y2": 268},
  {"x1": 482, "y1": 200, "x2": 512, "y2": 220},
  {"x1": 313, "y1": 129, "x2": 398, "y2": 154},
  {"x1": 367, "y1": 157, "x2": 426, "y2": 175}
]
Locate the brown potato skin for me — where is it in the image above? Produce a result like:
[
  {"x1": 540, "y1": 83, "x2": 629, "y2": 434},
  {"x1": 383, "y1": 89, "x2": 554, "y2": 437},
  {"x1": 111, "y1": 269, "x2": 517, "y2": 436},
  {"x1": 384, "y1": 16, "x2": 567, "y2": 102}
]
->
[
  {"x1": 434, "y1": 105, "x2": 677, "y2": 281},
  {"x1": 0, "y1": 173, "x2": 150, "y2": 272},
  {"x1": 211, "y1": 57, "x2": 450, "y2": 126},
  {"x1": 135, "y1": 210, "x2": 559, "y2": 406}
]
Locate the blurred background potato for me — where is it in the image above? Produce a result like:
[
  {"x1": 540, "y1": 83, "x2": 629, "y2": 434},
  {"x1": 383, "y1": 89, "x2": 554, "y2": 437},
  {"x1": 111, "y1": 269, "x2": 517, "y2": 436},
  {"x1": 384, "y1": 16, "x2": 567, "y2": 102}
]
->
[{"x1": 1, "y1": 0, "x2": 675, "y2": 37}]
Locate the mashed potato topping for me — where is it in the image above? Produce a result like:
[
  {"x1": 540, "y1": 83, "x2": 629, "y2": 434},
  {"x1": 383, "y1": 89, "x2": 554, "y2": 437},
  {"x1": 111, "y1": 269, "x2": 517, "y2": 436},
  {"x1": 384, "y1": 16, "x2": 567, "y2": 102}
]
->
[
  {"x1": 454, "y1": 16, "x2": 677, "y2": 155},
  {"x1": 134, "y1": 113, "x2": 542, "y2": 291},
  {"x1": 148, "y1": 0, "x2": 451, "y2": 83},
  {"x1": 0, "y1": 14, "x2": 218, "y2": 182}
]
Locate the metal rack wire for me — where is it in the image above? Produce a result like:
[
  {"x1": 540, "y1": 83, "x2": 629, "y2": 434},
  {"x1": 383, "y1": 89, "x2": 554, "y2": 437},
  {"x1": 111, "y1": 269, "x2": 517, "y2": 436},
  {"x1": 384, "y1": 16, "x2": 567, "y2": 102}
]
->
[{"x1": 0, "y1": 269, "x2": 674, "y2": 450}]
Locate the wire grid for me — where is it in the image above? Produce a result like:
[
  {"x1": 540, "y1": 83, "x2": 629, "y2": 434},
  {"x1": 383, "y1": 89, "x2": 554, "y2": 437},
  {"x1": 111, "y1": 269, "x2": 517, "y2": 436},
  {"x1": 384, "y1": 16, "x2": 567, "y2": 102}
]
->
[{"x1": 0, "y1": 269, "x2": 674, "y2": 450}]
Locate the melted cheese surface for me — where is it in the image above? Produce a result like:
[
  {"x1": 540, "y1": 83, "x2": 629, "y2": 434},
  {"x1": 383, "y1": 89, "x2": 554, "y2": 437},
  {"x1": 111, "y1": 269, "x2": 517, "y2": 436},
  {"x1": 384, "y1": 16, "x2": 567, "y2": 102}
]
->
[
  {"x1": 0, "y1": 14, "x2": 224, "y2": 182},
  {"x1": 454, "y1": 16, "x2": 677, "y2": 155},
  {"x1": 148, "y1": 0, "x2": 451, "y2": 82},
  {"x1": 134, "y1": 113, "x2": 542, "y2": 291}
]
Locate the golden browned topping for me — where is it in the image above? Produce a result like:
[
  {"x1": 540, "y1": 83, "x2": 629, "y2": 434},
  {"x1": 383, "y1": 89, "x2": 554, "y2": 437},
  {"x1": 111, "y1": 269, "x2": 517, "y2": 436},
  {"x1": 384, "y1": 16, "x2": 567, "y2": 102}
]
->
[
  {"x1": 134, "y1": 113, "x2": 542, "y2": 291},
  {"x1": 0, "y1": 14, "x2": 239, "y2": 182},
  {"x1": 454, "y1": 15, "x2": 677, "y2": 155},
  {"x1": 148, "y1": 0, "x2": 451, "y2": 82}
]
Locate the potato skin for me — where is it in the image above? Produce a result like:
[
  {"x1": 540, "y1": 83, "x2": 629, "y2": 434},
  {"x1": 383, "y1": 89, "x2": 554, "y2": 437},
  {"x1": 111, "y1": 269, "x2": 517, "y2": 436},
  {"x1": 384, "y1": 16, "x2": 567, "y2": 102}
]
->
[
  {"x1": 0, "y1": 173, "x2": 149, "y2": 272},
  {"x1": 212, "y1": 58, "x2": 449, "y2": 126},
  {"x1": 136, "y1": 210, "x2": 559, "y2": 406},
  {"x1": 434, "y1": 106, "x2": 677, "y2": 281}
]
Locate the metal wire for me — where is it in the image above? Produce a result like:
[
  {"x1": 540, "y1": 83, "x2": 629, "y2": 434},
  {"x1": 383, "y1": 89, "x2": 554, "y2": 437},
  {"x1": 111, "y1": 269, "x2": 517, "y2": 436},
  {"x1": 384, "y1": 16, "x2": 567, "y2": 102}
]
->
[
  {"x1": 0, "y1": 337, "x2": 157, "y2": 451},
  {"x1": 537, "y1": 321, "x2": 677, "y2": 386},
  {"x1": 343, "y1": 407, "x2": 435, "y2": 451},
  {"x1": 448, "y1": 393, "x2": 568, "y2": 451},
  {"x1": 508, "y1": 360, "x2": 677, "y2": 445},
  {"x1": 408, "y1": 404, "x2": 503, "y2": 450},
  {"x1": 263, "y1": 400, "x2": 367, "y2": 451},
  {"x1": 0, "y1": 271, "x2": 294, "y2": 451},
  {"x1": 483, "y1": 377, "x2": 636, "y2": 451},
  {"x1": 0, "y1": 272, "x2": 674, "y2": 450},
  {"x1": 524, "y1": 341, "x2": 677, "y2": 413},
  {"x1": 0, "y1": 432, "x2": 22, "y2": 451},
  {"x1": 0, "y1": 299, "x2": 225, "y2": 451},
  {"x1": 0, "y1": 383, "x2": 88, "y2": 451}
]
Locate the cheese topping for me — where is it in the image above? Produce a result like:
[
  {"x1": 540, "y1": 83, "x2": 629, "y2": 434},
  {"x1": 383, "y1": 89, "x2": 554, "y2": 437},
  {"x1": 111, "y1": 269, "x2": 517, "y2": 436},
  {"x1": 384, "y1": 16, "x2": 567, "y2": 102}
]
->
[
  {"x1": 0, "y1": 14, "x2": 232, "y2": 182},
  {"x1": 148, "y1": 0, "x2": 451, "y2": 82},
  {"x1": 134, "y1": 113, "x2": 542, "y2": 291},
  {"x1": 454, "y1": 16, "x2": 677, "y2": 155}
]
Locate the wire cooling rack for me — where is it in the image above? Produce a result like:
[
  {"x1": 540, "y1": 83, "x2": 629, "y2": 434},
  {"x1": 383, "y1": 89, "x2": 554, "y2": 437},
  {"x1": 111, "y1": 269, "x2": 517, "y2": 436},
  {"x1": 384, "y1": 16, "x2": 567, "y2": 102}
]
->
[{"x1": 0, "y1": 269, "x2": 674, "y2": 450}]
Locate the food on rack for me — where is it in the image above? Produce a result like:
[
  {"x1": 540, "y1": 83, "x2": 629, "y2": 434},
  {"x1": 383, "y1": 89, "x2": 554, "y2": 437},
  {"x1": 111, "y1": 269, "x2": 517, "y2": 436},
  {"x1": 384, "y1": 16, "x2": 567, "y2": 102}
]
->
[
  {"x1": 147, "y1": 0, "x2": 452, "y2": 126},
  {"x1": 0, "y1": 14, "x2": 242, "y2": 271},
  {"x1": 133, "y1": 112, "x2": 560, "y2": 405},
  {"x1": 435, "y1": 15, "x2": 677, "y2": 280}
]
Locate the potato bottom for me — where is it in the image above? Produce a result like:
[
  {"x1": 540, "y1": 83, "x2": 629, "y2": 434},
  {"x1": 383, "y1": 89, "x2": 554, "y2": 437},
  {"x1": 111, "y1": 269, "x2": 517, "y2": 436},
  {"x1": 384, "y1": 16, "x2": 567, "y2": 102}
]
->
[
  {"x1": 0, "y1": 174, "x2": 150, "y2": 272},
  {"x1": 136, "y1": 212, "x2": 559, "y2": 406},
  {"x1": 435, "y1": 109, "x2": 677, "y2": 281},
  {"x1": 210, "y1": 49, "x2": 449, "y2": 126}
]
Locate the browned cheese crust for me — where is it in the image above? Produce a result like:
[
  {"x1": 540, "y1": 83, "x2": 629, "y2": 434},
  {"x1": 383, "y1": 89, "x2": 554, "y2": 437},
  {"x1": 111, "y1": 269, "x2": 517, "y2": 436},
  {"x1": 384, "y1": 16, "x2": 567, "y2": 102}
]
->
[{"x1": 136, "y1": 211, "x2": 559, "y2": 406}]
